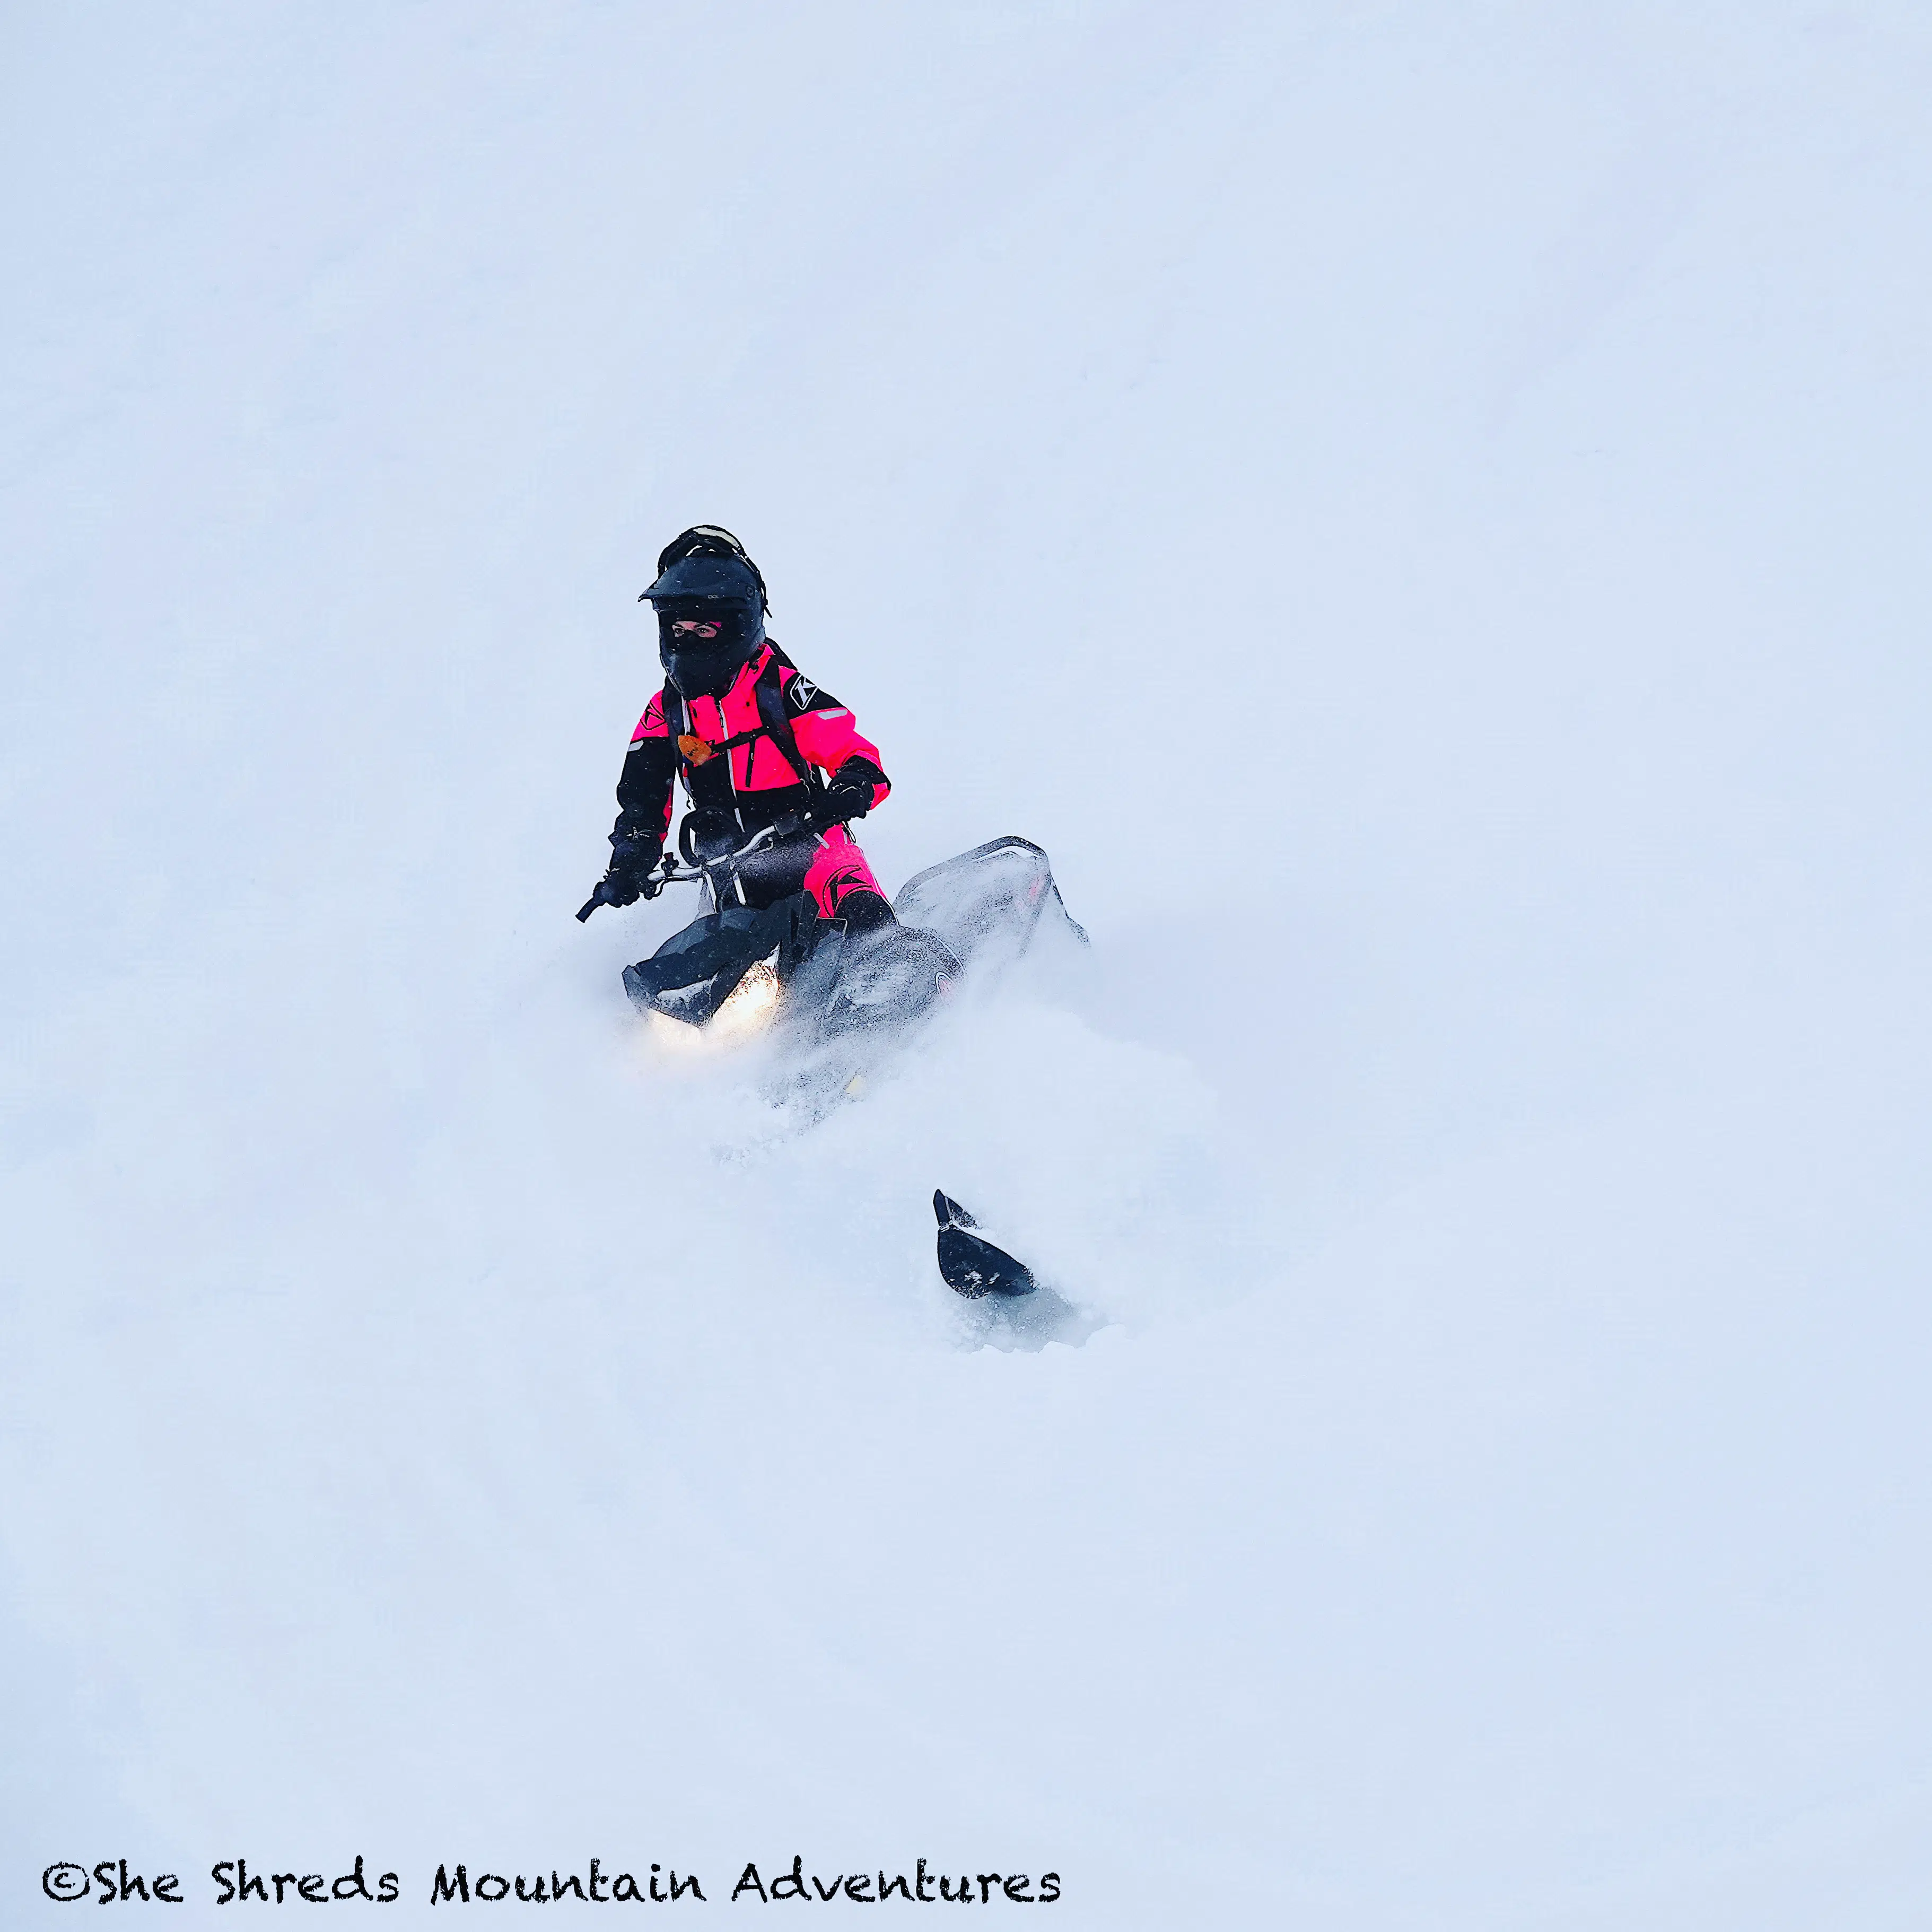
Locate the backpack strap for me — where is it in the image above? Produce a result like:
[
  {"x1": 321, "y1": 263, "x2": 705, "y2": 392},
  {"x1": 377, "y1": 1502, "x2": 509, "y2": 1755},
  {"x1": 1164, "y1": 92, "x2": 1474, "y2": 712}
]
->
[{"x1": 753, "y1": 654, "x2": 818, "y2": 791}]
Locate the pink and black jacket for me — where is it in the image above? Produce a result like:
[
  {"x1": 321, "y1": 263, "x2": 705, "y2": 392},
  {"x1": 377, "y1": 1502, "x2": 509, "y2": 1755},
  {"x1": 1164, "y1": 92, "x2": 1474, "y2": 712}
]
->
[{"x1": 610, "y1": 641, "x2": 891, "y2": 915}]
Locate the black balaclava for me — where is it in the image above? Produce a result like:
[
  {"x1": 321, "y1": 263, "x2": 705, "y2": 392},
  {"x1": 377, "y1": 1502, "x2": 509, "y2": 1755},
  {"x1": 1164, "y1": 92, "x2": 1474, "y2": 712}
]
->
[{"x1": 639, "y1": 532, "x2": 768, "y2": 700}]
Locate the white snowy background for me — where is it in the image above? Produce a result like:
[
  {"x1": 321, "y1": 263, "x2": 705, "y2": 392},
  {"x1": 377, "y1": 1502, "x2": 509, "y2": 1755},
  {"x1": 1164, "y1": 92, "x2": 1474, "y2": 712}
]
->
[{"x1": 4, "y1": 2, "x2": 1930, "y2": 1925}]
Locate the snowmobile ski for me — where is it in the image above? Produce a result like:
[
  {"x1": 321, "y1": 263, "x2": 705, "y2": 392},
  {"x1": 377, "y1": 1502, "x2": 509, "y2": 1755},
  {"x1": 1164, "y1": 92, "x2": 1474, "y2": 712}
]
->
[{"x1": 933, "y1": 1188, "x2": 1037, "y2": 1298}]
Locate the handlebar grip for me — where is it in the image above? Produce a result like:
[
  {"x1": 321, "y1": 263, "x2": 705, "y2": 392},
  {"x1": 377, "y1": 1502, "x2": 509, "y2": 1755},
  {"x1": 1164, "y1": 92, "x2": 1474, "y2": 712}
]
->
[{"x1": 576, "y1": 894, "x2": 603, "y2": 922}]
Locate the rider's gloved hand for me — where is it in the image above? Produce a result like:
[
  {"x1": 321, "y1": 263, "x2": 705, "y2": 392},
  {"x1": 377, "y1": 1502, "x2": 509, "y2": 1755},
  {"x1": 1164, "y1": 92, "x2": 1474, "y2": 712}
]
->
[
  {"x1": 807, "y1": 766, "x2": 880, "y2": 832},
  {"x1": 578, "y1": 835, "x2": 664, "y2": 920},
  {"x1": 602, "y1": 836, "x2": 664, "y2": 905},
  {"x1": 592, "y1": 870, "x2": 643, "y2": 909}
]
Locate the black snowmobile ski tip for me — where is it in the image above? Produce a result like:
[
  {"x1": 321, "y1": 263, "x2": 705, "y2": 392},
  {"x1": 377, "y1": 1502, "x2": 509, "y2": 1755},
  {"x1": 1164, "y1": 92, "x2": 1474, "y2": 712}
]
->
[
  {"x1": 933, "y1": 1189, "x2": 976, "y2": 1229},
  {"x1": 933, "y1": 1189, "x2": 1037, "y2": 1299}
]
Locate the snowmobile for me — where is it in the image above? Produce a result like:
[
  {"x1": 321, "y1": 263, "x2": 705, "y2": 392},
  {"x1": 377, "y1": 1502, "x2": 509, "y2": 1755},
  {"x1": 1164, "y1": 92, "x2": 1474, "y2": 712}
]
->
[
  {"x1": 596, "y1": 828, "x2": 1092, "y2": 1310},
  {"x1": 613, "y1": 828, "x2": 1086, "y2": 1081}
]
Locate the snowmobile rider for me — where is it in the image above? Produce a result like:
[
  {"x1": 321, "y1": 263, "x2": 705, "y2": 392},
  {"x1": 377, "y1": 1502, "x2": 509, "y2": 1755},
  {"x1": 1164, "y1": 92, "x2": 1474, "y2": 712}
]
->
[{"x1": 584, "y1": 525, "x2": 895, "y2": 928}]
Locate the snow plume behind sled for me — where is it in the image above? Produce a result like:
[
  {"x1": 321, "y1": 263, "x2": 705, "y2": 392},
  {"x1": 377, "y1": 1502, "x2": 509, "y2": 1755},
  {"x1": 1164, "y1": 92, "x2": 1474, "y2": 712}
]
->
[
  {"x1": 622, "y1": 836, "x2": 1257, "y2": 1331},
  {"x1": 764, "y1": 836, "x2": 1088, "y2": 1124}
]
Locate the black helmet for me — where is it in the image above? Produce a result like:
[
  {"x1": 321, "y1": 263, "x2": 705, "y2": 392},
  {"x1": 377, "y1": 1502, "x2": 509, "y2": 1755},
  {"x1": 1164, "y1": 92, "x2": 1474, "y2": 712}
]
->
[{"x1": 639, "y1": 526, "x2": 768, "y2": 698}]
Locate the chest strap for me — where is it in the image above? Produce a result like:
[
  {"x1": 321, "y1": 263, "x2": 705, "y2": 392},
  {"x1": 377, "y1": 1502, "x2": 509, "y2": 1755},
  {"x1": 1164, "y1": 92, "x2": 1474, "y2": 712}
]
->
[{"x1": 666, "y1": 659, "x2": 816, "y2": 790}]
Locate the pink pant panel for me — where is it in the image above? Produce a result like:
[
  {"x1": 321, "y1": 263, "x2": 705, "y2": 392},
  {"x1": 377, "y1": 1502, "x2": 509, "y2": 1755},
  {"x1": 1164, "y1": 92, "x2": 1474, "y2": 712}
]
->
[{"x1": 802, "y1": 824, "x2": 883, "y2": 919}]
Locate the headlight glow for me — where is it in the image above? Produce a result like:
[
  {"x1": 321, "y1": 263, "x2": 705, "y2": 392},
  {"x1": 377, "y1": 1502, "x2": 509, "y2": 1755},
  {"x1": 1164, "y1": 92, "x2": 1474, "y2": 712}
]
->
[{"x1": 644, "y1": 957, "x2": 782, "y2": 1055}]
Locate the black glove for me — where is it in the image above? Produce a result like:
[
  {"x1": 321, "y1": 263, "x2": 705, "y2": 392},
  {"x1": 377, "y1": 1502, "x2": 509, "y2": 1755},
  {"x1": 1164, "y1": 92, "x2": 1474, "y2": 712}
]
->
[
  {"x1": 807, "y1": 771, "x2": 878, "y2": 832},
  {"x1": 578, "y1": 837, "x2": 662, "y2": 920},
  {"x1": 595, "y1": 869, "x2": 652, "y2": 909},
  {"x1": 610, "y1": 834, "x2": 664, "y2": 886}
]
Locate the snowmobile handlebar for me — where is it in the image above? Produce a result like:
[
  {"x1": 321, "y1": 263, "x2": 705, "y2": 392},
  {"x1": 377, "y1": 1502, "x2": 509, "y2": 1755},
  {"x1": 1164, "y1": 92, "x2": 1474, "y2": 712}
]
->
[
  {"x1": 660, "y1": 822, "x2": 780, "y2": 892},
  {"x1": 576, "y1": 824, "x2": 780, "y2": 920}
]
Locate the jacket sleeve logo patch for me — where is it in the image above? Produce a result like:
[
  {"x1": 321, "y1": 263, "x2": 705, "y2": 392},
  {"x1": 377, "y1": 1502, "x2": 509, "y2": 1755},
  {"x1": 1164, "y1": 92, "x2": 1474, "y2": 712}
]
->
[{"x1": 786, "y1": 675, "x2": 819, "y2": 711}]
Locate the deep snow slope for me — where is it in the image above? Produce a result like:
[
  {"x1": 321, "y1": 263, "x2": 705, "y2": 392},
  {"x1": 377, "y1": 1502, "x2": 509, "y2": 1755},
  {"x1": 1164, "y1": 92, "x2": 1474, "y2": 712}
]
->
[{"x1": 4, "y1": 3, "x2": 1931, "y2": 1925}]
